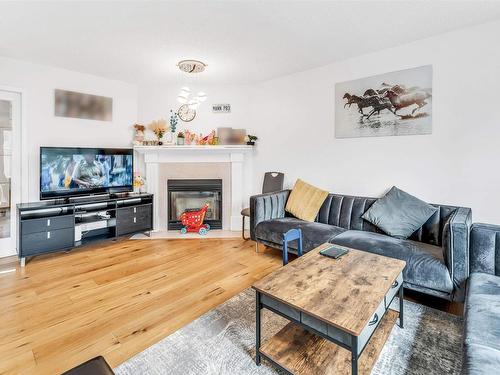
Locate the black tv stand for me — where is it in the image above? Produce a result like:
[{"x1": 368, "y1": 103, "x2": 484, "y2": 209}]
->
[
  {"x1": 55, "y1": 193, "x2": 133, "y2": 204},
  {"x1": 16, "y1": 193, "x2": 153, "y2": 266}
]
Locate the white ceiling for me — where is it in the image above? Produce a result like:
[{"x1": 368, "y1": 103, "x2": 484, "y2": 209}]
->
[{"x1": 1, "y1": 1, "x2": 500, "y2": 85}]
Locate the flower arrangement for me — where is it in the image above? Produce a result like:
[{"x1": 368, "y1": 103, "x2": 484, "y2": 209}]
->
[
  {"x1": 148, "y1": 118, "x2": 169, "y2": 142},
  {"x1": 133, "y1": 124, "x2": 145, "y2": 132},
  {"x1": 196, "y1": 130, "x2": 216, "y2": 145},
  {"x1": 184, "y1": 129, "x2": 196, "y2": 145},
  {"x1": 169, "y1": 110, "x2": 179, "y2": 133},
  {"x1": 133, "y1": 174, "x2": 146, "y2": 192}
]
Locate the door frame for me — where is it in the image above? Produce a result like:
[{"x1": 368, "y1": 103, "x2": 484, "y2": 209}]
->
[{"x1": 0, "y1": 85, "x2": 27, "y2": 257}]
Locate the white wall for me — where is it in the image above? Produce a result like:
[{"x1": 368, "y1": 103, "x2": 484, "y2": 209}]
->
[
  {"x1": 250, "y1": 20, "x2": 500, "y2": 223},
  {"x1": 0, "y1": 56, "x2": 138, "y2": 202},
  {"x1": 138, "y1": 83, "x2": 254, "y2": 137}
]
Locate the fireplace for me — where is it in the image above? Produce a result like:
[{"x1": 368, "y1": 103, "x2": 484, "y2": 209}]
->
[{"x1": 167, "y1": 179, "x2": 223, "y2": 230}]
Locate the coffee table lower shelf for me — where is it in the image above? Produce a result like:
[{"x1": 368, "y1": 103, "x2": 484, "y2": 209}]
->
[{"x1": 259, "y1": 309, "x2": 398, "y2": 375}]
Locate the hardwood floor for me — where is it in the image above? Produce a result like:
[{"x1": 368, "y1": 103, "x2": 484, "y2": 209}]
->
[
  {"x1": 0, "y1": 238, "x2": 282, "y2": 375},
  {"x1": 0, "y1": 238, "x2": 462, "y2": 375}
]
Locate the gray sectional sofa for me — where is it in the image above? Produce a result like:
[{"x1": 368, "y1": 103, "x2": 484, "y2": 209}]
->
[
  {"x1": 463, "y1": 223, "x2": 500, "y2": 374},
  {"x1": 250, "y1": 190, "x2": 472, "y2": 302}
]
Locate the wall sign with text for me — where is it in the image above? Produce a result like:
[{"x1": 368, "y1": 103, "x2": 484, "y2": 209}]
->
[{"x1": 212, "y1": 104, "x2": 231, "y2": 113}]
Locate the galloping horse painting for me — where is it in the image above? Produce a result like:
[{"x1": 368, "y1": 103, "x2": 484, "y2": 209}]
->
[{"x1": 335, "y1": 65, "x2": 432, "y2": 138}]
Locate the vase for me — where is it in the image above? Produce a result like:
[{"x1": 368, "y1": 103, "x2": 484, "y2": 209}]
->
[
  {"x1": 162, "y1": 132, "x2": 174, "y2": 145},
  {"x1": 156, "y1": 133, "x2": 164, "y2": 146}
]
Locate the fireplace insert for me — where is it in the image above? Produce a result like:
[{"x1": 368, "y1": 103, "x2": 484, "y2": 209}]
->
[{"x1": 167, "y1": 179, "x2": 222, "y2": 230}]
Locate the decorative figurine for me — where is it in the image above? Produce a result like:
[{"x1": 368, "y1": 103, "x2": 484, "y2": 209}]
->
[{"x1": 133, "y1": 124, "x2": 145, "y2": 145}]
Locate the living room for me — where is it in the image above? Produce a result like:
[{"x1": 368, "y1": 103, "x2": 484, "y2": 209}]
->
[{"x1": 1, "y1": 1, "x2": 499, "y2": 374}]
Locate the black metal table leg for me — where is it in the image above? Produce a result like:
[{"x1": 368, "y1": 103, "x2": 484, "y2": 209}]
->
[
  {"x1": 351, "y1": 335, "x2": 358, "y2": 375},
  {"x1": 256, "y1": 291, "x2": 262, "y2": 366},
  {"x1": 399, "y1": 285, "x2": 404, "y2": 328}
]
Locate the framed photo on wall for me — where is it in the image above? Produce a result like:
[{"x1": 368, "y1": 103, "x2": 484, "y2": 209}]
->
[
  {"x1": 55, "y1": 89, "x2": 113, "y2": 121},
  {"x1": 335, "y1": 65, "x2": 432, "y2": 138}
]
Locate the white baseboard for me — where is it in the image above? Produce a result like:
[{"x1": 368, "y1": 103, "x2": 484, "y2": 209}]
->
[{"x1": 0, "y1": 248, "x2": 17, "y2": 258}]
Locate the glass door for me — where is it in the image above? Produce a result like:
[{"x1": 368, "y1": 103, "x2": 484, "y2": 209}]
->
[{"x1": 0, "y1": 90, "x2": 21, "y2": 257}]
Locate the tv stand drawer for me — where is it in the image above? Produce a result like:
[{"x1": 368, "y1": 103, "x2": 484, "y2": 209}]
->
[
  {"x1": 116, "y1": 204, "x2": 152, "y2": 236},
  {"x1": 21, "y1": 215, "x2": 74, "y2": 235},
  {"x1": 21, "y1": 228, "x2": 74, "y2": 256}
]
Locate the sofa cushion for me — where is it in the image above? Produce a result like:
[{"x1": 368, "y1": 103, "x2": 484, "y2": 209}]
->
[
  {"x1": 464, "y1": 272, "x2": 500, "y2": 351},
  {"x1": 463, "y1": 272, "x2": 500, "y2": 375},
  {"x1": 329, "y1": 230, "x2": 453, "y2": 294},
  {"x1": 463, "y1": 343, "x2": 500, "y2": 375},
  {"x1": 285, "y1": 179, "x2": 329, "y2": 222},
  {"x1": 361, "y1": 186, "x2": 438, "y2": 239},
  {"x1": 255, "y1": 217, "x2": 346, "y2": 252}
]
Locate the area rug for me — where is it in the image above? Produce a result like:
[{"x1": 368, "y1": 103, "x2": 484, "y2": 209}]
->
[{"x1": 115, "y1": 289, "x2": 463, "y2": 375}]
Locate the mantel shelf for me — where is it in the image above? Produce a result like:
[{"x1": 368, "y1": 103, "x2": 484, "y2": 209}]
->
[{"x1": 134, "y1": 145, "x2": 254, "y2": 153}]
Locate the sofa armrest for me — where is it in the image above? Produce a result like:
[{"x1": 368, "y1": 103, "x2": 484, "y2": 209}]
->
[
  {"x1": 442, "y1": 206, "x2": 472, "y2": 302},
  {"x1": 250, "y1": 190, "x2": 290, "y2": 241}
]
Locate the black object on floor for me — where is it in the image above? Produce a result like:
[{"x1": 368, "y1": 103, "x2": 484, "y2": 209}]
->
[{"x1": 62, "y1": 356, "x2": 115, "y2": 375}]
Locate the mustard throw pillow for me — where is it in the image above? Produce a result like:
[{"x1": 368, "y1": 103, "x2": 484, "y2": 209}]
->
[{"x1": 285, "y1": 179, "x2": 329, "y2": 222}]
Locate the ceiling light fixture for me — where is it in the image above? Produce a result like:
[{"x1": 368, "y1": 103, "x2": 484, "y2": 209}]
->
[
  {"x1": 177, "y1": 59, "x2": 207, "y2": 74},
  {"x1": 176, "y1": 61, "x2": 207, "y2": 109}
]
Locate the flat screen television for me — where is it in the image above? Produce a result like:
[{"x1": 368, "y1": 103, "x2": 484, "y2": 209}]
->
[{"x1": 40, "y1": 147, "x2": 133, "y2": 200}]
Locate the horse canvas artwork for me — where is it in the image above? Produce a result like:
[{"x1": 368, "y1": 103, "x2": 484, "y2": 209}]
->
[{"x1": 335, "y1": 65, "x2": 432, "y2": 138}]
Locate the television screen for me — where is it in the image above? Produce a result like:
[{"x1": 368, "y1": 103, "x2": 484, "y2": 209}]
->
[{"x1": 40, "y1": 147, "x2": 133, "y2": 199}]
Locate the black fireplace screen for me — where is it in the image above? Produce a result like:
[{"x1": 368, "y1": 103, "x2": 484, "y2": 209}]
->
[{"x1": 167, "y1": 179, "x2": 222, "y2": 230}]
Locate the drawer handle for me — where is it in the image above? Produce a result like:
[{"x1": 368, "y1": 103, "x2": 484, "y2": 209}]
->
[
  {"x1": 392, "y1": 280, "x2": 399, "y2": 289},
  {"x1": 133, "y1": 217, "x2": 136, "y2": 223},
  {"x1": 47, "y1": 219, "x2": 51, "y2": 227},
  {"x1": 47, "y1": 231, "x2": 51, "y2": 239},
  {"x1": 134, "y1": 207, "x2": 137, "y2": 213},
  {"x1": 368, "y1": 313, "x2": 379, "y2": 326}
]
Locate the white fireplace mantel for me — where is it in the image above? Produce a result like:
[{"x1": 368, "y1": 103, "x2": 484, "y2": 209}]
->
[{"x1": 134, "y1": 145, "x2": 254, "y2": 231}]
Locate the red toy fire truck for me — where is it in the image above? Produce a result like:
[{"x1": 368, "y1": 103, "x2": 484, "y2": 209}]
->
[{"x1": 179, "y1": 203, "x2": 210, "y2": 235}]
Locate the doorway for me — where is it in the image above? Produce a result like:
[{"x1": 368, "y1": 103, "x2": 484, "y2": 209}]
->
[{"x1": 0, "y1": 90, "x2": 21, "y2": 257}]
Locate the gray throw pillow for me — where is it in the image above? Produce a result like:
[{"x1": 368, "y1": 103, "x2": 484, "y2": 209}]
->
[{"x1": 362, "y1": 186, "x2": 438, "y2": 239}]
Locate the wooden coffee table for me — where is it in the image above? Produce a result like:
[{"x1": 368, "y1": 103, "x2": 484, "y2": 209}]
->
[{"x1": 252, "y1": 243, "x2": 406, "y2": 375}]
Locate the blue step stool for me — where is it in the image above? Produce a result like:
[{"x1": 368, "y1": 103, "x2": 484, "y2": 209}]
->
[{"x1": 282, "y1": 228, "x2": 303, "y2": 266}]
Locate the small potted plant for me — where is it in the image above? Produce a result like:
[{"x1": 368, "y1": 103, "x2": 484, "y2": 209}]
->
[
  {"x1": 246, "y1": 135, "x2": 258, "y2": 146},
  {"x1": 177, "y1": 131, "x2": 185, "y2": 145}
]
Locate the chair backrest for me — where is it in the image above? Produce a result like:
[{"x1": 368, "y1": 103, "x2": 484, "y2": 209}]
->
[{"x1": 262, "y1": 172, "x2": 284, "y2": 194}]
